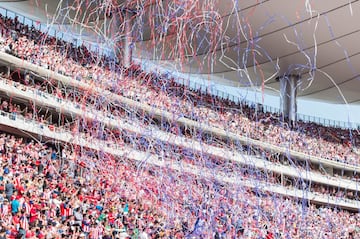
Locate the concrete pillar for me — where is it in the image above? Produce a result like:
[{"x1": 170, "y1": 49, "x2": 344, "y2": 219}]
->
[
  {"x1": 280, "y1": 74, "x2": 300, "y2": 125},
  {"x1": 123, "y1": 10, "x2": 133, "y2": 68},
  {"x1": 110, "y1": 8, "x2": 133, "y2": 67}
]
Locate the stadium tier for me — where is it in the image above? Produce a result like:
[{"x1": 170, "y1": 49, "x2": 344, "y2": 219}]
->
[{"x1": 0, "y1": 4, "x2": 359, "y2": 239}]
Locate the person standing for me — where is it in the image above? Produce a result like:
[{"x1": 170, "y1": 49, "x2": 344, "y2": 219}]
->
[
  {"x1": 5, "y1": 180, "x2": 14, "y2": 202},
  {"x1": 11, "y1": 195, "x2": 20, "y2": 215}
]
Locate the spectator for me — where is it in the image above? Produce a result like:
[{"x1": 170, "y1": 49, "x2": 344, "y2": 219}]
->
[
  {"x1": 5, "y1": 179, "x2": 14, "y2": 201},
  {"x1": 10, "y1": 195, "x2": 20, "y2": 215}
]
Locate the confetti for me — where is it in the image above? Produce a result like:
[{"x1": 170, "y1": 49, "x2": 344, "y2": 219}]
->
[{"x1": 0, "y1": 1, "x2": 359, "y2": 238}]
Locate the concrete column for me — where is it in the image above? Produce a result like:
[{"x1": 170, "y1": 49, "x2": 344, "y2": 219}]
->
[
  {"x1": 123, "y1": 10, "x2": 133, "y2": 68},
  {"x1": 280, "y1": 75, "x2": 300, "y2": 125},
  {"x1": 110, "y1": 8, "x2": 133, "y2": 67}
]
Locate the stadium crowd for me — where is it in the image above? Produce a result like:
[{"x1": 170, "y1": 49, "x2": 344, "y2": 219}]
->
[
  {"x1": 0, "y1": 132, "x2": 169, "y2": 239},
  {"x1": 0, "y1": 132, "x2": 360, "y2": 239},
  {"x1": 0, "y1": 13, "x2": 359, "y2": 168},
  {"x1": 0, "y1": 11, "x2": 359, "y2": 239},
  {"x1": 1, "y1": 73, "x2": 360, "y2": 238},
  {"x1": 3, "y1": 75, "x2": 360, "y2": 198}
]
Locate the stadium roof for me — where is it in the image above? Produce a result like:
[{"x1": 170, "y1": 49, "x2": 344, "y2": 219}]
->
[{"x1": 1, "y1": 0, "x2": 359, "y2": 105}]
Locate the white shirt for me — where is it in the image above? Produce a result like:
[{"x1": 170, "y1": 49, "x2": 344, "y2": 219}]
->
[{"x1": 139, "y1": 231, "x2": 149, "y2": 239}]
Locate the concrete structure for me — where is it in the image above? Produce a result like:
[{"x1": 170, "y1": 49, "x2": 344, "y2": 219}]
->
[
  {"x1": 280, "y1": 74, "x2": 300, "y2": 124},
  {"x1": 0, "y1": 0, "x2": 358, "y2": 212},
  {"x1": 108, "y1": 6, "x2": 134, "y2": 67}
]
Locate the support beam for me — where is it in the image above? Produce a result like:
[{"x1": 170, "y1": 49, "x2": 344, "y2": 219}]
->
[
  {"x1": 281, "y1": 173, "x2": 285, "y2": 186},
  {"x1": 123, "y1": 10, "x2": 133, "y2": 68},
  {"x1": 280, "y1": 74, "x2": 300, "y2": 126},
  {"x1": 109, "y1": 8, "x2": 133, "y2": 67}
]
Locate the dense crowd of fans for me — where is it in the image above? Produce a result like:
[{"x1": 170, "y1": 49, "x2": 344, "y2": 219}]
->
[
  {"x1": 0, "y1": 73, "x2": 357, "y2": 198},
  {"x1": 0, "y1": 132, "x2": 360, "y2": 238},
  {"x1": 0, "y1": 11, "x2": 359, "y2": 239},
  {"x1": 1, "y1": 82, "x2": 359, "y2": 205},
  {"x1": 0, "y1": 133, "x2": 173, "y2": 238},
  {"x1": 0, "y1": 13, "x2": 359, "y2": 167}
]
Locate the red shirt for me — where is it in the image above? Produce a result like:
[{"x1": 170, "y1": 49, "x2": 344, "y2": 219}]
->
[
  {"x1": 266, "y1": 232, "x2": 274, "y2": 239},
  {"x1": 12, "y1": 215, "x2": 20, "y2": 224},
  {"x1": 108, "y1": 212, "x2": 115, "y2": 224},
  {"x1": 29, "y1": 207, "x2": 38, "y2": 223},
  {"x1": 26, "y1": 230, "x2": 35, "y2": 238}
]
